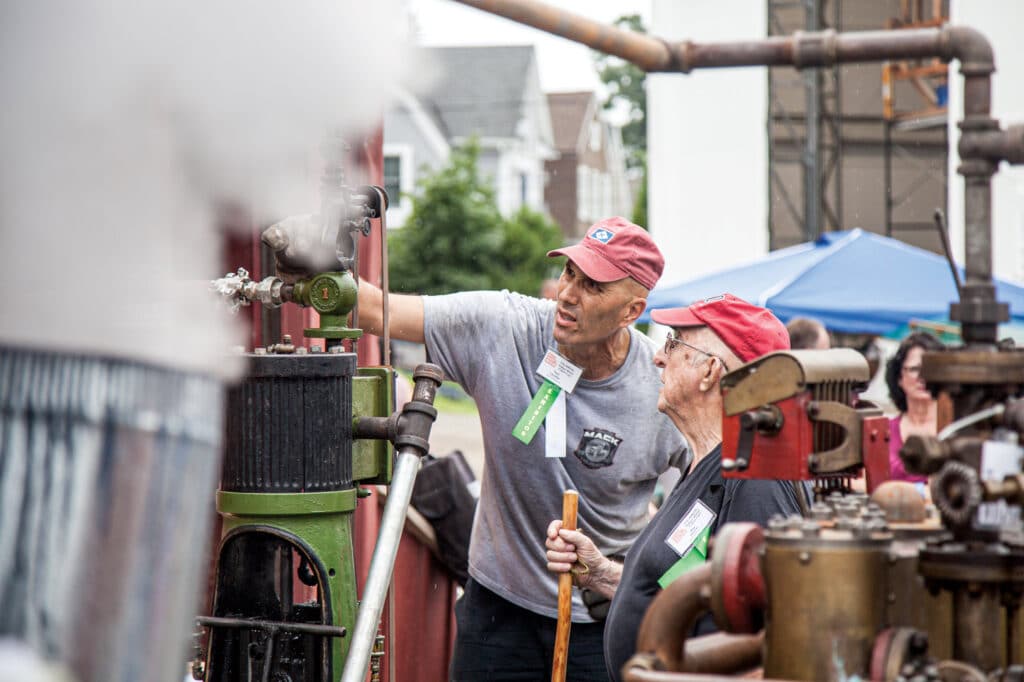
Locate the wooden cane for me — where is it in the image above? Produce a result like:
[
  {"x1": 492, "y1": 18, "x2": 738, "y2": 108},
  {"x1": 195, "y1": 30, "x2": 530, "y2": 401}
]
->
[{"x1": 551, "y1": 489, "x2": 579, "y2": 682}]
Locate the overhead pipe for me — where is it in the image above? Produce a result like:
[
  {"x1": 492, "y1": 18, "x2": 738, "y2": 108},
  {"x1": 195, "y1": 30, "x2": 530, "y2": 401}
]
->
[{"x1": 454, "y1": 0, "x2": 1020, "y2": 344}]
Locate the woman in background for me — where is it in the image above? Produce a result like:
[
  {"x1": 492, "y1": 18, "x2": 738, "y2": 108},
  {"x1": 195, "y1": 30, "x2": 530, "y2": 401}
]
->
[{"x1": 884, "y1": 331, "x2": 945, "y2": 484}]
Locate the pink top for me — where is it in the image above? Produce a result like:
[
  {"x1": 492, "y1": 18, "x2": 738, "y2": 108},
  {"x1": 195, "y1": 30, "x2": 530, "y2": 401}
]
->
[{"x1": 888, "y1": 416, "x2": 928, "y2": 484}]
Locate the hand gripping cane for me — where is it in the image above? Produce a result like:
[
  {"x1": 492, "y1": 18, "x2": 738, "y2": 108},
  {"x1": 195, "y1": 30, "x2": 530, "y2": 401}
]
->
[{"x1": 551, "y1": 490, "x2": 579, "y2": 682}]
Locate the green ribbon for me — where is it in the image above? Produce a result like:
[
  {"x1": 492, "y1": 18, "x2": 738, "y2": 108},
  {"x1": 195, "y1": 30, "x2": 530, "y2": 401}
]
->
[
  {"x1": 512, "y1": 379, "x2": 561, "y2": 445},
  {"x1": 657, "y1": 524, "x2": 712, "y2": 589}
]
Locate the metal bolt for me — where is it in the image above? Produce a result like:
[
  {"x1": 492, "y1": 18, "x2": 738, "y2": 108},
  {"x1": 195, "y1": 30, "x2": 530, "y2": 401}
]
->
[
  {"x1": 798, "y1": 551, "x2": 812, "y2": 564},
  {"x1": 801, "y1": 520, "x2": 821, "y2": 537}
]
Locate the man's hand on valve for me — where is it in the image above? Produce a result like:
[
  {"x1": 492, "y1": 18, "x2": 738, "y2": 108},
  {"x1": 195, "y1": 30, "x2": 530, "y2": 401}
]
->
[
  {"x1": 261, "y1": 214, "x2": 341, "y2": 284},
  {"x1": 545, "y1": 520, "x2": 621, "y2": 600}
]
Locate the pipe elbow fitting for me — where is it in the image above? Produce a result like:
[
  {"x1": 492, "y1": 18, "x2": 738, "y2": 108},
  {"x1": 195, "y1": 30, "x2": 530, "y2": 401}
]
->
[{"x1": 943, "y1": 25, "x2": 994, "y2": 75}]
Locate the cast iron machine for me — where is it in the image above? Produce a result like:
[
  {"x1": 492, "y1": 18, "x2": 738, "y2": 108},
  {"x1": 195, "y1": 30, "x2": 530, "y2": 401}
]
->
[
  {"x1": 201, "y1": 152, "x2": 443, "y2": 682},
  {"x1": 440, "y1": 2, "x2": 1024, "y2": 679},
  {"x1": 719, "y1": 348, "x2": 892, "y2": 496}
]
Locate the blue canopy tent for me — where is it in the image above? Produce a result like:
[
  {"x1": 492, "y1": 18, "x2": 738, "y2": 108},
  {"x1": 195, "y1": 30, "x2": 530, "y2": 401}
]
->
[{"x1": 641, "y1": 229, "x2": 1024, "y2": 335}]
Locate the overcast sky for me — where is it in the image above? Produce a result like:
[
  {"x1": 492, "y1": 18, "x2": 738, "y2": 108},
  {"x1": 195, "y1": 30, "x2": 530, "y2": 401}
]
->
[{"x1": 407, "y1": 0, "x2": 652, "y2": 93}]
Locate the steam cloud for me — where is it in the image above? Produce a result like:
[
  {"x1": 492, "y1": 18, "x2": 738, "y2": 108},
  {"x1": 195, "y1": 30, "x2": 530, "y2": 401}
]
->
[{"x1": 0, "y1": 1, "x2": 426, "y2": 377}]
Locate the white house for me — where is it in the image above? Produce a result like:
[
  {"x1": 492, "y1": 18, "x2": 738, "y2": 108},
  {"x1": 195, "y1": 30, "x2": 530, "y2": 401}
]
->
[{"x1": 383, "y1": 45, "x2": 556, "y2": 227}]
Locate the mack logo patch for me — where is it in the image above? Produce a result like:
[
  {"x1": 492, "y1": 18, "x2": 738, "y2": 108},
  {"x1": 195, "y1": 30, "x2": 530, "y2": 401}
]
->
[
  {"x1": 588, "y1": 228, "x2": 614, "y2": 244},
  {"x1": 573, "y1": 428, "x2": 622, "y2": 469}
]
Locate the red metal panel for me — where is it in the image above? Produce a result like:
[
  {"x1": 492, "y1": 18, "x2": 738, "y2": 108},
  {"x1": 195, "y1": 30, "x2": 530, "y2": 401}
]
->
[
  {"x1": 861, "y1": 415, "x2": 892, "y2": 493},
  {"x1": 354, "y1": 489, "x2": 458, "y2": 682},
  {"x1": 722, "y1": 394, "x2": 815, "y2": 481}
]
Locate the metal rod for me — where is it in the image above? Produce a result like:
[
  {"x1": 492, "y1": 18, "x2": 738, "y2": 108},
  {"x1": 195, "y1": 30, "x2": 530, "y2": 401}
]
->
[
  {"x1": 933, "y1": 208, "x2": 964, "y2": 296},
  {"x1": 195, "y1": 615, "x2": 347, "y2": 638},
  {"x1": 339, "y1": 449, "x2": 422, "y2": 682},
  {"x1": 377, "y1": 186, "x2": 392, "y2": 368},
  {"x1": 803, "y1": 0, "x2": 822, "y2": 241}
]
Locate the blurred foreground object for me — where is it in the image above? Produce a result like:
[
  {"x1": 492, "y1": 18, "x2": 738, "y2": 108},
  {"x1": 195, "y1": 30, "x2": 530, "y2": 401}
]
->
[{"x1": 0, "y1": 2, "x2": 415, "y2": 681}]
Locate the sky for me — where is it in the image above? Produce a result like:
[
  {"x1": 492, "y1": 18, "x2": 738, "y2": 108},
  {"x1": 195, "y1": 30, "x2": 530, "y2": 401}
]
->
[{"x1": 407, "y1": 0, "x2": 652, "y2": 94}]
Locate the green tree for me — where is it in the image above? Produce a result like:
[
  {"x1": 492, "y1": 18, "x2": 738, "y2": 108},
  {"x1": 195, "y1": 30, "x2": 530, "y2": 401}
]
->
[
  {"x1": 389, "y1": 140, "x2": 564, "y2": 296},
  {"x1": 494, "y1": 207, "x2": 564, "y2": 295},
  {"x1": 388, "y1": 140, "x2": 504, "y2": 295},
  {"x1": 594, "y1": 14, "x2": 648, "y2": 170}
]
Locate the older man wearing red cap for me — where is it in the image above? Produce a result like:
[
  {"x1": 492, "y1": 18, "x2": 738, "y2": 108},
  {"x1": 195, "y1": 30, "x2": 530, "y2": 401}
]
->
[
  {"x1": 358, "y1": 217, "x2": 686, "y2": 680},
  {"x1": 545, "y1": 293, "x2": 805, "y2": 682}
]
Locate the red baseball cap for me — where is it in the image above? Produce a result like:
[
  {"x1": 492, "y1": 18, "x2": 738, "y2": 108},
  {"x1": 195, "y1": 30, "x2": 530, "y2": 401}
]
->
[
  {"x1": 651, "y1": 293, "x2": 790, "y2": 363},
  {"x1": 547, "y1": 217, "x2": 664, "y2": 291}
]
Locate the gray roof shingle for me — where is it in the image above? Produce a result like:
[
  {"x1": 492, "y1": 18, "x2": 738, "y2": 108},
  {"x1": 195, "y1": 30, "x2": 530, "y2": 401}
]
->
[{"x1": 420, "y1": 46, "x2": 536, "y2": 139}]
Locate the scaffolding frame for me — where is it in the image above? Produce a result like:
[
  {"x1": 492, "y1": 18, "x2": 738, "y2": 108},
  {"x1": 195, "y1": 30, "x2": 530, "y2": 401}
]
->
[{"x1": 767, "y1": 0, "x2": 950, "y2": 254}]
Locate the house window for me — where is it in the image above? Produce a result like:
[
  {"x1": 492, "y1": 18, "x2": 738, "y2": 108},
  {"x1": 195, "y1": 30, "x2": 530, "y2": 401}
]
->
[
  {"x1": 384, "y1": 155, "x2": 402, "y2": 207},
  {"x1": 520, "y1": 173, "x2": 529, "y2": 208}
]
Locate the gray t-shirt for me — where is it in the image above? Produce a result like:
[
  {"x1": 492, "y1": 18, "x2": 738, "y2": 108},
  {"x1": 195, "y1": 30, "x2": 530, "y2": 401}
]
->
[{"x1": 423, "y1": 290, "x2": 688, "y2": 621}]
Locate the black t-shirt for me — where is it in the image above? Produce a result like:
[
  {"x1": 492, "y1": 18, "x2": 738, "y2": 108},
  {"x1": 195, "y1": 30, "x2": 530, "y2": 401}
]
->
[{"x1": 603, "y1": 444, "x2": 804, "y2": 682}]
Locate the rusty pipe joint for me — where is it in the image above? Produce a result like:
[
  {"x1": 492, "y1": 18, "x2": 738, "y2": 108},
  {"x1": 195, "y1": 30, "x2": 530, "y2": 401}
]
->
[
  {"x1": 960, "y1": 124, "x2": 1024, "y2": 165},
  {"x1": 943, "y1": 25, "x2": 995, "y2": 76},
  {"x1": 626, "y1": 563, "x2": 714, "y2": 674},
  {"x1": 792, "y1": 29, "x2": 839, "y2": 69},
  {"x1": 353, "y1": 364, "x2": 443, "y2": 456}
]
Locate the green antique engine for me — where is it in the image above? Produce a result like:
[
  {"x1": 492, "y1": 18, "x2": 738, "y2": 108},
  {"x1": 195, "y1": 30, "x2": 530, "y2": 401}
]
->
[{"x1": 201, "y1": 178, "x2": 440, "y2": 682}]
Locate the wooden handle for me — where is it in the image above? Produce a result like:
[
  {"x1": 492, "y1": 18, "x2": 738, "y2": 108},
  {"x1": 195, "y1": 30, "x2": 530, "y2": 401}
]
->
[{"x1": 551, "y1": 490, "x2": 579, "y2": 682}]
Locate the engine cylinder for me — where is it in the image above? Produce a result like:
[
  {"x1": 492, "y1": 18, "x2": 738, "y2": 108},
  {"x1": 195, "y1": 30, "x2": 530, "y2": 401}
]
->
[
  {"x1": 762, "y1": 520, "x2": 892, "y2": 681},
  {"x1": 223, "y1": 352, "x2": 356, "y2": 492}
]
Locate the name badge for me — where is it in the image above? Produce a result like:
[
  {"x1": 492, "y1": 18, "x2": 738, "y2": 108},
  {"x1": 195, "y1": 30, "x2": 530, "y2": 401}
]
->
[
  {"x1": 665, "y1": 499, "x2": 716, "y2": 557},
  {"x1": 536, "y1": 349, "x2": 583, "y2": 394}
]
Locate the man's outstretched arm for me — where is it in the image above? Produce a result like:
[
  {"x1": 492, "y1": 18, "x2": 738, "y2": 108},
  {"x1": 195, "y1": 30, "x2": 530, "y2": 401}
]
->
[{"x1": 357, "y1": 279, "x2": 426, "y2": 343}]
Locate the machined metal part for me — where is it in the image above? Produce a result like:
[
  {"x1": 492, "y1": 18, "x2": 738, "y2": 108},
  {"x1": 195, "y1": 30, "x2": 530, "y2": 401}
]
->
[
  {"x1": 721, "y1": 349, "x2": 869, "y2": 416},
  {"x1": 761, "y1": 522, "x2": 894, "y2": 680},
  {"x1": 212, "y1": 268, "x2": 288, "y2": 312},
  {"x1": 709, "y1": 523, "x2": 766, "y2": 635},
  {"x1": 222, "y1": 351, "x2": 356, "y2": 493},
  {"x1": 931, "y1": 461, "x2": 984, "y2": 528},
  {"x1": 918, "y1": 540, "x2": 1024, "y2": 671},
  {"x1": 923, "y1": 349, "x2": 1024, "y2": 387}
]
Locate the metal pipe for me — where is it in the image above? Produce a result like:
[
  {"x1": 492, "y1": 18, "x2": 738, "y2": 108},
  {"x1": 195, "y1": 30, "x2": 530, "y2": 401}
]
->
[
  {"x1": 339, "y1": 451, "x2": 419, "y2": 682},
  {"x1": 339, "y1": 364, "x2": 442, "y2": 682},
  {"x1": 454, "y1": 0, "x2": 675, "y2": 71},
  {"x1": 627, "y1": 563, "x2": 713, "y2": 674},
  {"x1": 681, "y1": 632, "x2": 764, "y2": 674}
]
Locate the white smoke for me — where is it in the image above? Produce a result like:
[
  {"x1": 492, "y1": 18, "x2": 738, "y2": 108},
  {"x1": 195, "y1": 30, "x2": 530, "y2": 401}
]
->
[{"x1": 0, "y1": 1, "x2": 425, "y2": 377}]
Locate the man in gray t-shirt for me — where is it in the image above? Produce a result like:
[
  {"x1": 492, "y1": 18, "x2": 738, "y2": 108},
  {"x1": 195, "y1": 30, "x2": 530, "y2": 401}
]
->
[{"x1": 358, "y1": 217, "x2": 686, "y2": 680}]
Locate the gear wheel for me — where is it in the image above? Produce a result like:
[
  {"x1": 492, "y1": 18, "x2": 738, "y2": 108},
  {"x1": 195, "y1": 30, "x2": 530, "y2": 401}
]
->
[{"x1": 930, "y1": 461, "x2": 983, "y2": 528}]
